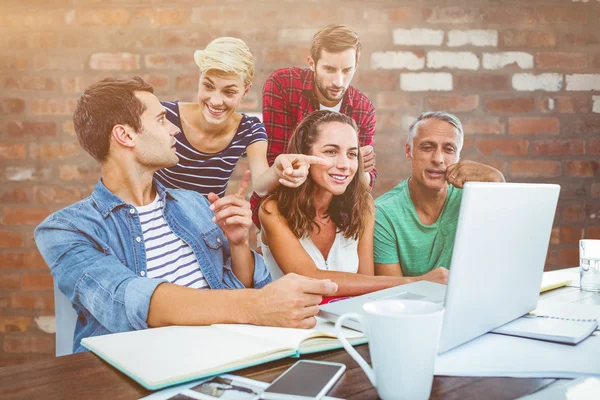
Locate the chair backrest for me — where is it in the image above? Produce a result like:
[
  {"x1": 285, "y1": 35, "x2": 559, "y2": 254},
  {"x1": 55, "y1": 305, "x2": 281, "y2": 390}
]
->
[{"x1": 53, "y1": 280, "x2": 77, "y2": 356}]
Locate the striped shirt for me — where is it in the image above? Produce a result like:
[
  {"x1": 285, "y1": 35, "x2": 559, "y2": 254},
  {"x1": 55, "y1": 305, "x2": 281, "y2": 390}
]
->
[
  {"x1": 155, "y1": 101, "x2": 268, "y2": 198},
  {"x1": 137, "y1": 194, "x2": 209, "y2": 290}
]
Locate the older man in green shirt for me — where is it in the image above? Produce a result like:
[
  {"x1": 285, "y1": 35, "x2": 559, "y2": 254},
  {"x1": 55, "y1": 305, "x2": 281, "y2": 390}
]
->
[{"x1": 374, "y1": 112, "x2": 505, "y2": 281}]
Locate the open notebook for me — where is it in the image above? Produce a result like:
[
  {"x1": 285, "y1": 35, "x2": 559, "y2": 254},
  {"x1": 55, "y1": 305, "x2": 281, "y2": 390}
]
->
[{"x1": 81, "y1": 317, "x2": 365, "y2": 390}]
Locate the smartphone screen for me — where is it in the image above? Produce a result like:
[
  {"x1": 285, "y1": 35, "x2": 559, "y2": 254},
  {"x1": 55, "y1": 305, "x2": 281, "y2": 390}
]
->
[{"x1": 263, "y1": 361, "x2": 344, "y2": 398}]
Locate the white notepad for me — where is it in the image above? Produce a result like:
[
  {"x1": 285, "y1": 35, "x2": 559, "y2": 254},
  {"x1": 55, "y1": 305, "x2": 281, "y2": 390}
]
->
[{"x1": 492, "y1": 315, "x2": 598, "y2": 345}]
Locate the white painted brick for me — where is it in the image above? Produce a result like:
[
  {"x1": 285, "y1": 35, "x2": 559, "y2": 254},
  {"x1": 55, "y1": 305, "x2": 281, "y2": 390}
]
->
[
  {"x1": 400, "y1": 73, "x2": 453, "y2": 92},
  {"x1": 447, "y1": 30, "x2": 498, "y2": 47},
  {"x1": 427, "y1": 51, "x2": 479, "y2": 70},
  {"x1": 393, "y1": 28, "x2": 444, "y2": 46},
  {"x1": 278, "y1": 28, "x2": 314, "y2": 43},
  {"x1": 482, "y1": 52, "x2": 533, "y2": 70},
  {"x1": 566, "y1": 74, "x2": 600, "y2": 91},
  {"x1": 371, "y1": 51, "x2": 425, "y2": 70},
  {"x1": 593, "y1": 96, "x2": 600, "y2": 113},
  {"x1": 401, "y1": 115, "x2": 417, "y2": 131},
  {"x1": 512, "y1": 73, "x2": 563, "y2": 92}
]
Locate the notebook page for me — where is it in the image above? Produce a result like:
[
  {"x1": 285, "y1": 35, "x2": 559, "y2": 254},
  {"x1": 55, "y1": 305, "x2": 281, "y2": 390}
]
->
[{"x1": 81, "y1": 325, "x2": 291, "y2": 388}]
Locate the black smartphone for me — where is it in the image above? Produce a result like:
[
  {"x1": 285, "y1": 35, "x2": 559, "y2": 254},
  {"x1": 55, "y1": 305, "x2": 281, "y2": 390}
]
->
[{"x1": 260, "y1": 360, "x2": 345, "y2": 399}]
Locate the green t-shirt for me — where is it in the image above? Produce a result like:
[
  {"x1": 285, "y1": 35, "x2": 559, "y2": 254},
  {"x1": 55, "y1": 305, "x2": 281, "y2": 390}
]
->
[{"x1": 374, "y1": 179, "x2": 463, "y2": 276}]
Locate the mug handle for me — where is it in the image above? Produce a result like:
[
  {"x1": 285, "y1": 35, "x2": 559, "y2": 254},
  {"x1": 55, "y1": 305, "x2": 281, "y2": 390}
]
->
[{"x1": 335, "y1": 312, "x2": 376, "y2": 387}]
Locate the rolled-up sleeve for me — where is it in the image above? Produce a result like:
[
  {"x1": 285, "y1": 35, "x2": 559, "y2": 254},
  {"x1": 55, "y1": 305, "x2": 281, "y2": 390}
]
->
[
  {"x1": 35, "y1": 216, "x2": 167, "y2": 333},
  {"x1": 222, "y1": 249, "x2": 272, "y2": 289}
]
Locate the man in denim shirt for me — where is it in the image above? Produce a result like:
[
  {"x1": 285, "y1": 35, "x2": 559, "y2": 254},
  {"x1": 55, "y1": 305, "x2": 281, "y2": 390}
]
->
[{"x1": 35, "y1": 77, "x2": 338, "y2": 353}]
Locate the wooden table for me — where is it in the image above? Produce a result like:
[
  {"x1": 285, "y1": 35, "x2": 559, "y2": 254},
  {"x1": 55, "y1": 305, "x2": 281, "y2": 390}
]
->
[
  {"x1": 1, "y1": 268, "x2": 588, "y2": 399},
  {"x1": 0, "y1": 343, "x2": 562, "y2": 400}
]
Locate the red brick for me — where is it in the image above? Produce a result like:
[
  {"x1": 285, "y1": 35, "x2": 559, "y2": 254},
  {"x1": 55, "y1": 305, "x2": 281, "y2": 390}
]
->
[
  {"x1": 30, "y1": 143, "x2": 80, "y2": 160},
  {"x1": 34, "y1": 187, "x2": 83, "y2": 204},
  {"x1": 262, "y1": 46, "x2": 307, "y2": 66},
  {"x1": 376, "y1": 93, "x2": 421, "y2": 111},
  {"x1": 144, "y1": 53, "x2": 194, "y2": 70},
  {"x1": 62, "y1": 121, "x2": 76, "y2": 137},
  {"x1": 0, "y1": 230, "x2": 23, "y2": 248},
  {"x1": 570, "y1": 117, "x2": 600, "y2": 136},
  {"x1": 588, "y1": 226, "x2": 600, "y2": 239},
  {"x1": 559, "y1": 226, "x2": 584, "y2": 245},
  {"x1": 540, "y1": 96, "x2": 591, "y2": 114},
  {"x1": 134, "y1": 7, "x2": 189, "y2": 26},
  {"x1": 353, "y1": 71, "x2": 400, "y2": 91},
  {"x1": 0, "y1": 143, "x2": 27, "y2": 160},
  {"x1": 592, "y1": 183, "x2": 600, "y2": 199},
  {"x1": 21, "y1": 273, "x2": 53, "y2": 291},
  {"x1": 7, "y1": 121, "x2": 57, "y2": 137},
  {"x1": 463, "y1": 118, "x2": 503, "y2": 135},
  {"x1": 2, "y1": 77, "x2": 56, "y2": 91},
  {"x1": 61, "y1": 76, "x2": 85, "y2": 93},
  {"x1": 3, "y1": 335, "x2": 54, "y2": 354},
  {"x1": 143, "y1": 74, "x2": 169, "y2": 92},
  {"x1": 560, "y1": 183, "x2": 590, "y2": 200},
  {"x1": 558, "y1": 248, "x2": 579, "y2": 267},
  {"x1": 588, "y1": 139, "x2": 600, "y2": 155},
  {"x1": 90, "y1": 53, "x2": 141, "y2": 71},
  {"x1": 31, "y1": 99, "x2": 77, "y2": 116},
  {"x1": 509, "y1": 118, "x2": 559, "y2": 135},
  {"x1": 0, "y1": 316, "x2": 31, "y2": 333},
  {"x1": 4, "y1": 32, "x2": 58, "y2": 49},
  {"x1": 535, "y1": 8, "x2": 588, "y2": 24},
  {"x1": 2, "y1": 10, "x2": 67, "y2": 29},
  {"x1": 76, "y1": 8, "x2": 131, "y2": 25},
  {"x1": 454, "y1": 75, "x2": 510, "y2": 92},
  {"x1": 0, "y1": 274, "x2": 21, "y2": 290},
  {"x1": 0, "y1": 55, "x2": 29, "y2": 70},
  {"x1": 481, "y1": 8, "x2": 535, "y2": 24},
  {"x1": 510, "y1": 160, "x2": 561, "y2": 178},
  {"x1": 32, "y1": 54, "x2": 85, "y2": 71},
  {"x1": 484, "y1": 97, "x2": 534, "y2": 114},
  {"x1": 1, "y1": 98, "x2": 25, "y2": 115},
  {"x1": 388, "y1": 7, "x2": 422, "y2": 22},
  {"x1": 562, "y1": 32, "x2": 600, "y2": 46},
  {"x1": 161, "y1": 30, "x2": 214, "y2": 48},
  {"x1": 530, "y1": 140, "x2": 584, "y2": 156},
  {"x1": 500, "y1": 30, "x2": 556, "y2": 48},
  {"x1": 0, "y1": 251, "x2": 46, "y2": 269},
  {"x1": 58, "y1": 164, "x2": 102, "y2": 181},
  {"x1": 377, "y1": 111, "x2": 406, "y2": 130},
  {"x1": 475, "y1": 138, "x2": 529, "y2": 157},
  {"x1": 2, "y1": 207, "x2": 53, "y2": 226},
  {"x1": 423, "y1": 7, "x2": 478, "y2": 23},
  {"x1": 565, "y1": 161, "x2": 599, "y2": 177},
  {"x1": 561, "y1": 204, "x2": 586, "y2": 222},
  {"x1": 550, "y1": 228, "x2": 560, "y2": 245},
  {"x1": 426, "y1": 95, "x2": 478, "y2": 112},
  {"x1": 536, "y1": 52, "x2": 587, "y2": 70},
  {"x1": 9, "y1": 292, "x2": 54, "y2": 311},
  {"x1": 175, "y1": 74, "x2": 197, "y2": 91},
  {"x1": 0, "y1": 188, "x2": 30, "y2": 204},
  {"x1": 594, "y1": 54, "x2": 600, "y2": 69}
]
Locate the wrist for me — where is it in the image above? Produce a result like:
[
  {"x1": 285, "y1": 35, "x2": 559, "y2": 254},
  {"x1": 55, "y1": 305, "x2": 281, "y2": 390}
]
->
[{"x1": 241, "y1": 289, "x2": 261, "y2": 325}]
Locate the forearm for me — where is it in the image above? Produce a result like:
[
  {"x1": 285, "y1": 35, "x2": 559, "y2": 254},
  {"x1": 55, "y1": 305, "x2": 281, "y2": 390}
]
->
[
  {"x1": 297, "y1": 269, "x2": 414, "y2": 296},
  {"x1": 253, "y1": 166, "x2": 281, "y2": 197},
  {"x1": 229, "y1": 242, "x2": 255, "y2": 288},
  {"x1": 147, "y1": 283, "x2": 258, "y2": 327}
]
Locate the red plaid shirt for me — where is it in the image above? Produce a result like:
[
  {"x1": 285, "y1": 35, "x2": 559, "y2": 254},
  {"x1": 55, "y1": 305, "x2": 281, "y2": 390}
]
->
[{"x1": 250, "y1": 67, "x2": 377, "y2": 228}]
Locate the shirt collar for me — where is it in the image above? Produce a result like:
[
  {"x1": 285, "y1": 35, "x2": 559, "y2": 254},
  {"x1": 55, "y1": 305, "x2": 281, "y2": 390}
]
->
[{"x1": 91, "y1": 178, "x2": 175, "y2": 218}]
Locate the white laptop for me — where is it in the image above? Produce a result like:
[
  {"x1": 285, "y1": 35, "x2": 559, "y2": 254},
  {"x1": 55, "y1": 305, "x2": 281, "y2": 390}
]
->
[{"x1": 319, "y1": 182, "x2": 561, "y2": 354}]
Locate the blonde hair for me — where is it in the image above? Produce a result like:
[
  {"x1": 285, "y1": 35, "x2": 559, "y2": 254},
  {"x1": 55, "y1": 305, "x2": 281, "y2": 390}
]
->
[
  {"x1": 310, "y1": 24, "x2": 362, "y2": 65},
  {"x1": 194, "y1": 37, "x2": 255, "y2": 88}
]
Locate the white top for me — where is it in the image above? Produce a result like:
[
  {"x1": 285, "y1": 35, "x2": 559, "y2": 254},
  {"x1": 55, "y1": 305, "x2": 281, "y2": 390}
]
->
[
  {"x1": 261, "y1": 232, "x2": 359, "y2": 280},
  {"x1": 319, "y1": 101, "x2": 342, "y2": 113},
  {"x1": 137, "y1": 194, "x2": 208, "y2": 290}
]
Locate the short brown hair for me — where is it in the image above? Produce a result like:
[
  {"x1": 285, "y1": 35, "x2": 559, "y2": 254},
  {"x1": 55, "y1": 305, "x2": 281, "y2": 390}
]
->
[
  {"x1": 73, "y1": 76, "x2": 154, "y2": 163},
  {"x1": 262, "y1": 110, "x2": 371, "y2": 240},
  {"x1": 310, "y1": 24, "x2": 362, "y2": 65}
]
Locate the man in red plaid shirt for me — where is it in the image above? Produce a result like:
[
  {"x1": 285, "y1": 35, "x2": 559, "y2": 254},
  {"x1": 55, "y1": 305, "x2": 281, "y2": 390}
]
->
[{"x1": 250, "y1": 24, "x2": 377, "y2": 228}]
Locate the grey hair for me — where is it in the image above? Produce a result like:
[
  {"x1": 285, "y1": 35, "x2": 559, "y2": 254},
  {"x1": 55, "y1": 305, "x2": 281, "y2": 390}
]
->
[{"x1": 407, "y1": 111, "x2": 464, "y2": 155}]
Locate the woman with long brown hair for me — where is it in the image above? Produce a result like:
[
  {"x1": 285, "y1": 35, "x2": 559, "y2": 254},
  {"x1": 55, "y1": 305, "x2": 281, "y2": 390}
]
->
[{"x1": 259, "y1": 110, "x2": 416, "y2": 296}]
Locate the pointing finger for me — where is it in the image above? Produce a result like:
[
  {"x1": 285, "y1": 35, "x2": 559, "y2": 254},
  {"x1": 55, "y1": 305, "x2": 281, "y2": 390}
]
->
[{"x1": 235, "y1": 170, "x2": 251, "y2": 198}]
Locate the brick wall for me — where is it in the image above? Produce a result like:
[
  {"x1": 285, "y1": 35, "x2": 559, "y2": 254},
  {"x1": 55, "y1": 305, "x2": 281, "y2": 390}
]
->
[{"x1": 0, "y1": 0, "x2": 598, "y2": 365}]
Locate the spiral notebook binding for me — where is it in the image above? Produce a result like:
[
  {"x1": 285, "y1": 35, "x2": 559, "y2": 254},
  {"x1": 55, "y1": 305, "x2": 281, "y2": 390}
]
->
[{"x1": 536, "y1": 315, "x2": 597, "y2": 323}]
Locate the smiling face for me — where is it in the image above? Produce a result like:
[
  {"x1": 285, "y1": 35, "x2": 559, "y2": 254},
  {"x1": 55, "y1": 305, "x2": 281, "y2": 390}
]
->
[
  {"x1": 133, "y1": 91, "x2": 180, "y2": 169},
  {"x1": 309, "y1": 48, "x2": 357, "y2": 107},
  {"x1": 406, "y1": 118, "x2": 460, "y2": 192},
  {"x1": 309, "y1": 121, "x2": 359, "y2": 196},
  {"x1": 197, "y1": 70, "x2": 247, "y2": 125}
]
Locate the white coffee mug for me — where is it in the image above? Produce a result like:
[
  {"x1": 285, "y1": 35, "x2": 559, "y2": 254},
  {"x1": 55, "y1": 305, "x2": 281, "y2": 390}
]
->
[{"x1": 335, "y1": 300, "x2": 444, "y2": 400}]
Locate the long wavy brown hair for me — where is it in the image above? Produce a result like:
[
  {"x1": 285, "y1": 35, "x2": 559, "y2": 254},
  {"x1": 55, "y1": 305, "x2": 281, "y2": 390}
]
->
[{"x1": 262, "y1": 110, "x2": 372, "y2": 240}]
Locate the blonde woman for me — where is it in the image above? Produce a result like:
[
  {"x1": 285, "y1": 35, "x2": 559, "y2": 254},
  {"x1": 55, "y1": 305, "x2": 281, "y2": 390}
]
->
[{"x1": 156, "y1": 37, "x2": 321, "y2": 199}]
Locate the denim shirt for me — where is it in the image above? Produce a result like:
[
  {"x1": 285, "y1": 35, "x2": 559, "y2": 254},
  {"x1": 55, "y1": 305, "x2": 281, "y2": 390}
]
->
[{"x1": 34, "y1": 179, "x2": 271, "y2": 353}]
